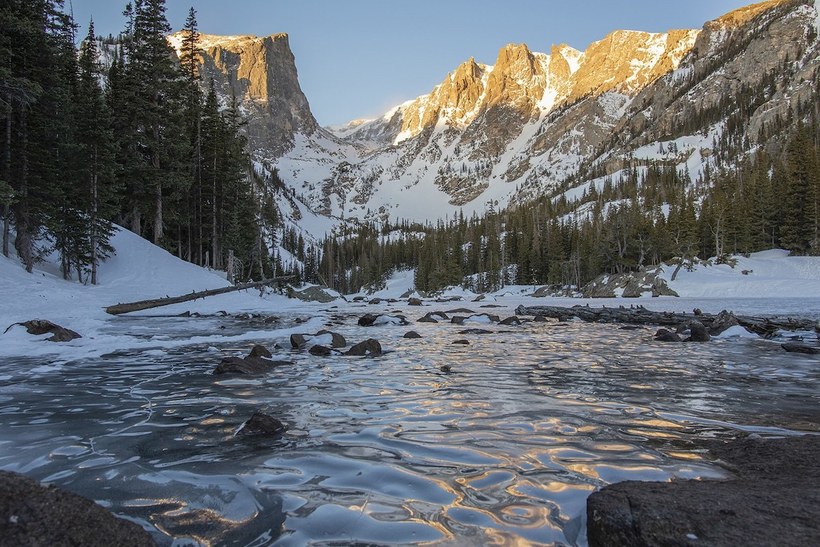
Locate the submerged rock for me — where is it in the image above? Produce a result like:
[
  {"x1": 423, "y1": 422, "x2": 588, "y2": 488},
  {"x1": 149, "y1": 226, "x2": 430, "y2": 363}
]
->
[
  {"x1": 587, "y1": 435, "x2": 820, "y2": 547},
  {"x1": 782, "y1": 342, "x2": 820, "y2": 355},
  {"x1": 0, "y1": 471, "x2": 156, "y2": 546},
  {"x1": 403, "y1": 331, "x2": 423, "y2": 339},
  {"x1": 346, "y1": 339, "x2": 382, "y2": 357},
  {"x1": 238, "y1": 412, "x2": 287, "y2": 437},
  {"x1": 214, "y1": 346, "x2": 290, "y2": 375},
  {"x1": 308, "y1": 345, "x2": 333, "y2": 356},
  {"x1": 452, "y1": 339, "x2": 470, "y2": 345},
  {"x1": 654, "y1": 328, "x2": 682, "y2": 342},
  {"x1": 458, "y1": 328, "x2": 493, "y2": 335},
  {"x1": 499, "y1": 316, "x2": 522, "y2": 326}
]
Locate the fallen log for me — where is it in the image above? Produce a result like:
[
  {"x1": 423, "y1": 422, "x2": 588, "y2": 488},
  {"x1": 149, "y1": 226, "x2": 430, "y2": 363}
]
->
[
  {"x1": 104, "y1": 276, "x2": 294, "y2": 316},
  {"x1": 515, "y1": 304, "x2": 819, "y2": 336}
]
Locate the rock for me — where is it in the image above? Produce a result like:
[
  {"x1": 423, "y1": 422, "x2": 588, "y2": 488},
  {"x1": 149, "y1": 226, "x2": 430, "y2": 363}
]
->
[
  {"x1": 452, "y1": 339, "x2": 470, "y2": 345},
  {"x1": 308, "y1": 345, "x2": 332, "y2": 356},
  {"x1": 214, "y1": 347, "x2": 291, "y2": 375},
  {"x1": 654, "y1": 328, "x2": 682, "y2": 342},
  {"x1": 403, "y1": 331, "x2": 423, "y2": 339},
  {"x1": 458, "y1": 329, "x2": 493, "y2": 335},
  {"x1": 710, "y1": 310, "x2": 739, "y2": 336},
  {"x1": 408, "y1": 297, "x2": 423, "y2": 306},
  {"x1": 782, "y1": 342, "x2": 820, "y2": 355},
  {"x1": 0, "y1": 470, "x2": 156, "y2": 546},
  {"x1": 440, "y1": 364, "x2": 452, "y2": 373},
  {"x1": 436, "y1": 296, "x2": 463, "y2": 303},
  {"x1": 533, "y1": 315, "x2": 549, "y2": 323},
  {"x1": 287, "y1": 286, "x2": 336, "y2": 303},
  {"x1": 290, "y1": 333, "x2": 308, "y2": 348},
  {"x1": 587, "y1": 435, "x2": 820, "y2": 547},
  {"x1": 368, "y1": 298, "x2": 382, "y2": 305},
  {"x1": 499, "y1": 316, "x2": 521, "y2": 326},
  {"x1": 418, "y1": 311, "x2": 449, "y2": 323},
  {"x1": 352, "y1": 296, "x2": 366, "y2": 302},
  {"x1": 685, "y1": 320, "x2": 711, "y2": 342},
  {"x1": 445, "y1": 308, "x2": 475, "y2": 315},
  {"x1": 452, "y1": 313, "x2": 500, "y2": 325},
  {"x1": 248, "y1": 345, "x2": 272, "y2": 359},
  {"x1": 693, "y1": 308, "x2": 703, "y2": 316},
  {"x1": 238, "y1": 412, "x2": 287, "y2": 437},
  {"x1": 346, "y1": 339, "x2": 382, "y2": 357},
  {"x1": 316, "y1": 330, "x2": 347, "y2": 348},
  {"x1": 358, "y1": 314, "x2": 380, "y2": 327},
  {"x1": 472, "y1": 294, "x2": 486, "y2": 302},
  {"x1": 7, "y1": 320, "x2": 81, "y2": 342}
]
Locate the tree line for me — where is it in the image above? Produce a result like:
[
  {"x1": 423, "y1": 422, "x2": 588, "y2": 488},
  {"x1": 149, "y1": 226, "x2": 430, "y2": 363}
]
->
[
  {"x1": 317, "y1": 102, "x2": 819, "y2": 295},
  {"x1": 1, "y1": 0, "x2": 274, "y2": 284}
]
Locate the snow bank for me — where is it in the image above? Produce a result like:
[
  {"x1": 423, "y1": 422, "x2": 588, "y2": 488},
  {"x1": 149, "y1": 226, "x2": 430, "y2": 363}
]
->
[
  {"x1": 660, "y1": 250, "x2": 820, "y2": 298},
  {"x1": 0, "y1": 227, "x2": 314, "y2": 359}
]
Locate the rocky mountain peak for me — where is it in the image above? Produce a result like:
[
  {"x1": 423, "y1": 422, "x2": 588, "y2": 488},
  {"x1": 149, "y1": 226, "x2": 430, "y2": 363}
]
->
[{"x1": 168, "y1": 31, "x2": 320, "y2": 157}]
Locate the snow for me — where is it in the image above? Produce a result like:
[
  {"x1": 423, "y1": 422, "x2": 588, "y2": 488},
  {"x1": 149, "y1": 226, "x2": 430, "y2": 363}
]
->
[
  {"x1": 0, "y1": 227, "x2": 322, "y2": 360},
  {"x1": 660, "y1": 250, "x2": 820, "y2": 299},
  {"x1": 3, "y1": 224, "x2": 819, "y2": 365}
]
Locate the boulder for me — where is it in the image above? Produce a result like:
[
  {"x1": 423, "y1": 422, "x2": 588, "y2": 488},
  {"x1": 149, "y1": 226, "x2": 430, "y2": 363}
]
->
[
  {"x1": 237, "y1": 412, "x2": 287, "y2": 437},
  {"x1": 248, "y1": 345, "x2": 272, "y2": 359},
  {"x1": 346, "y1": 339, "x2": 382, "y2": 357},
  {"x1": 452, "y1": 339, "x2": 470, "y2": 345},
  {"x1": 316, "y1": 330, "x2": 346, "y2": 348},
  {"x1": 499, "y1": 316, "x2": 521, "y2": 326},
  {"x1": 782, "y1": 342, "x2": 820, "y2": 355},
  {"x1": 6, "y1": 320, "x2": 81, "y2": 342},
  {"x1": 533, "y1": 315, "x2": 549, "y2": 323},
  {"x1": 451, "y1": 313, "x2": 500, "y2": 325},
  {"x1": 445, "y1": 308, "x2": 475, "y2": 315},
  {"x1": 685, "y1": 320, "x2": 711, "y2": 342},
  {"x1": 403, "y1": 331, "x2": 423, "y2": 339},
  {"x1": 408, "y1": 297, "x2": 423, "y2": 306},
  {"x1": 287, "y1": 286, "x2": 336, "y2": 303},
  {"x1": 368, "y1": 298, "x2": 382, "y2": 305},
  {"x1": 308, "y1": 345, "x2": 332, "y2": 356},
  {"x1": 290, "y1": 334, "x2": 309, "y2": 349},
  {"x1": 0, "y1": 471, "x2": 156, "y2": 546},
  {"x1": 358, "y1": 314, "x2": 408, "y2": 327},
  {"x1": 654, "y1": 328, "x2": 682, "y2": 342},
  {"x1": 418, "y1": 311, "x2": 449, "y2": 323},
  {"x1": 587, "y1": 435, "x2": 820, "y2": 547},
  {"x1": 213, "y1": 347, "x2": 291, "y2": 375},
  {"x1": 440, "y1": 364, "x2": 452, "y2": 373}
]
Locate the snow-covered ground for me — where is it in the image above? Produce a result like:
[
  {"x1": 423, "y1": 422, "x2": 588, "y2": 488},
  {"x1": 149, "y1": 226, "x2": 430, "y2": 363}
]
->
[{"x1": 2, "y1": 229, "x2": 819, "y2": 361}]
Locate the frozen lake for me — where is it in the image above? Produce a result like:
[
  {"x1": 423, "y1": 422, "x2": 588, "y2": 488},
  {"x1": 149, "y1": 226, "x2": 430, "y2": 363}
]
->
[{"x1": 0, "y1": 298, "x2": 818, "y2": 545}]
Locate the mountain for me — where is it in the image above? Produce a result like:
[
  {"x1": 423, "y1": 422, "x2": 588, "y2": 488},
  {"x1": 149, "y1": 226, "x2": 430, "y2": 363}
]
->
[{"x1": 176, "y1": 0, "x2": 820, "y2": 230}]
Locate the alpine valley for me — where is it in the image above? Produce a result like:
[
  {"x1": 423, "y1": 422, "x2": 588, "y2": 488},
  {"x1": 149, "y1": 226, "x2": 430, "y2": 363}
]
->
[{"x1": 171, "y1": 0, "x2": 819, "y2": 225}]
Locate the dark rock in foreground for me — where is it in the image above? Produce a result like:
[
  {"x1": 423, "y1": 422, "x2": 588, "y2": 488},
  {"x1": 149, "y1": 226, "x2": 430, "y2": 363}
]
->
[
  {"x1": 587, "y1": 435, "x2": 820, "y2": 547},
  {"x1": 654, "y1": 328, "x2": 682, "y2": 342},
  {"x1": 0, "y1": 470, "x2": 156, "y2": 547}
]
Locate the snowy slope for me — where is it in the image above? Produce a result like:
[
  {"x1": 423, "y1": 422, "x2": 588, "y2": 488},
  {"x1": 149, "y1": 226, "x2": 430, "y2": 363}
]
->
[{"x1": 0, "y1": 227, "x2": 324, "y2": 360}]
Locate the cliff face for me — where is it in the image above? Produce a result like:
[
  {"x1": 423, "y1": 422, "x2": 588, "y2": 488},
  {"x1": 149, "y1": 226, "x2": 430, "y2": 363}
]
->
[{"x1": 168, "y1": 32, "x2": 320, "y2": 156}]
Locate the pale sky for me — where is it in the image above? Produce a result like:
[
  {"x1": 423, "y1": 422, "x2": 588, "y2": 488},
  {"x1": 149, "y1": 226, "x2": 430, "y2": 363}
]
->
[{"x1": 70, "y1": 0, "x2": 754, "y2": 126}]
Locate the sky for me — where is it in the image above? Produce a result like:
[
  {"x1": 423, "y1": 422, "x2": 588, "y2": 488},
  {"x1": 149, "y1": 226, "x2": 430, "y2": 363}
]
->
[{"x1": 70, "y1": 0, "x2": 755, "y2": 127}]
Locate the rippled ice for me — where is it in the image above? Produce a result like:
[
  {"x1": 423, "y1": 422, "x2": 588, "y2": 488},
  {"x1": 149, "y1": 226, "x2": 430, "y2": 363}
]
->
[{"x1": 1, "y1": 307, "x2": 818, "y2": 546}]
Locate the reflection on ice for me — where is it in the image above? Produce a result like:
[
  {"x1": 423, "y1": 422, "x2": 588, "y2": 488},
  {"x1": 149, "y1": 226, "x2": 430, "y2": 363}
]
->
[{"x1": 0, "y1": 310, "x2": 817, "y2": 545}]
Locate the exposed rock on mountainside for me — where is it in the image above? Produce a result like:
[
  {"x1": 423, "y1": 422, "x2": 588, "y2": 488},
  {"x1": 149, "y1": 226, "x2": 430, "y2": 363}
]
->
[{"x1": 167, "y1": 33, "x2": 321, "y2": 156}]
